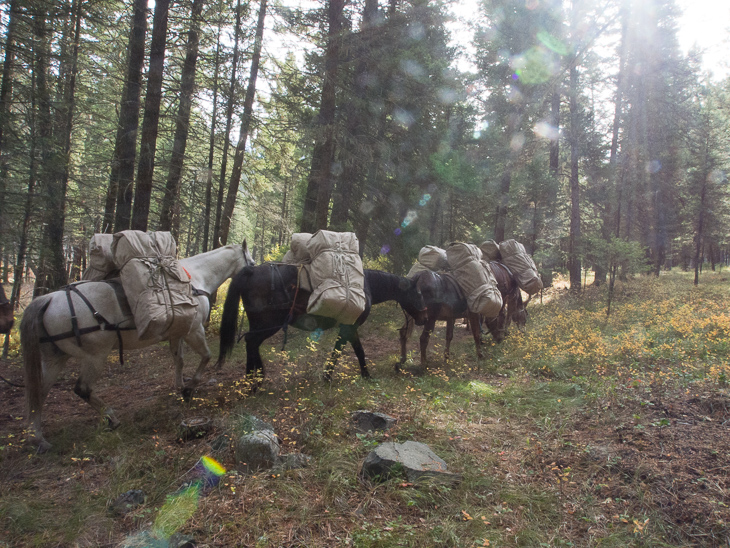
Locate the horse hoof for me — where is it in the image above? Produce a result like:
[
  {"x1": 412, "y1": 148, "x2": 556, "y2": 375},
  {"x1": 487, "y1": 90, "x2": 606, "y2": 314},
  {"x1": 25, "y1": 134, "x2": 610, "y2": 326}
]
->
[{"x1": 182, "y1": 387, "x2": 195, "y2": 402}]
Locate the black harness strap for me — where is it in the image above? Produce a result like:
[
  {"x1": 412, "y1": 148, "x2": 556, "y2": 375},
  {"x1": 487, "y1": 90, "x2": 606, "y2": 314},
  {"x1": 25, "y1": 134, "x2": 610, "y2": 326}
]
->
[{"x1": 40, "y1": 282, "x2": 136, "y2": 364}]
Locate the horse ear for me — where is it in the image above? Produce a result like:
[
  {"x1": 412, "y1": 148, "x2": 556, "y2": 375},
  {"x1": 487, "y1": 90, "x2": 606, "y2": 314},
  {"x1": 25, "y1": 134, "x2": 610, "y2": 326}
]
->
[{"x1": 242, "y1": 239, "x2": 248, "y2": 252}]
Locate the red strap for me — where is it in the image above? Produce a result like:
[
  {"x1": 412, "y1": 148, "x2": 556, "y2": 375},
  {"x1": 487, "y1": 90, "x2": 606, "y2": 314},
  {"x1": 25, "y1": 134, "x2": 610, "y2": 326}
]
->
[{"x1": 182, "y1": 266, "x2": 192, "y2": 279}]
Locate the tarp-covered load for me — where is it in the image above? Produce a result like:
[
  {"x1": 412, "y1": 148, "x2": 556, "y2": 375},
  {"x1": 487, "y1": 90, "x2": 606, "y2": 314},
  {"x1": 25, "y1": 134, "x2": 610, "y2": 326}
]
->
[
  {"x1": 479, "y1": 239, "x2": 502, "y2": 262},
  {"x1": 111, "y1": 230, "x2": 199, "y2": 340},
  {"x1": 498, "y1": 239, "x2": 543, "y2": 295},
  {"x1": 406, "y1": 262, "x2": 432, "y2": 279},
  {"x1": 405, "y1": 245, "x2": 448, "y2": 279},
  {"x1": 282, "y1": 232, "x2": 313, "y2": 266},
  {"x1": 445, "y1": 242, "x2": 502, "y2": 318},
  {"x1": 306, "y1": 230, "x2": 366, "y2": 324},
  {"x1": 82, "y1": 234, "x2": 116, "y2": 281},
  {"x1": 418, "y1": 245, "x2": 449, "y2": 271}
]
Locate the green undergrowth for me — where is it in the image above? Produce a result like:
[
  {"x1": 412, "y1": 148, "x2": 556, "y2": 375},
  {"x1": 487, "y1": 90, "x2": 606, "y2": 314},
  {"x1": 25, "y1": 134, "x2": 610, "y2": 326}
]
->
[{"x1": 1, "y1": 270, "x2": 730, "y2": 546}]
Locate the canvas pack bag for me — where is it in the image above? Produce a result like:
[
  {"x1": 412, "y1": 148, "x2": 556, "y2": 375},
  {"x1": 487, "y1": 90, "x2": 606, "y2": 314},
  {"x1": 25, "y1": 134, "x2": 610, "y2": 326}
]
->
[
  {"x1": 498, "y1": 239, "x2": 543, "y2": 295},
  {"x1": 111, "y1": 230, "x2": 199, "y2": 340},
  {"x1": 418, "y1": 245, "x2": 449, "y2": 271},
  {"x1": 406, "y1": 261, "x2": 432, "y2": 279},
  {"x1": 479, "y1": 239, "x2": 502, "y2": 262},
  {"x1": 282, "y1": 232, "x2": 313, "y2": 265},
  {"x1": 445, "y1": 242, "x2": 502, "y2": 318},
  {"x1": 305, "y1": 230, "x2": 366, "y2": 325},
  {"x1": 82, "y1": 234, "x2": 117, "y2": 281}
]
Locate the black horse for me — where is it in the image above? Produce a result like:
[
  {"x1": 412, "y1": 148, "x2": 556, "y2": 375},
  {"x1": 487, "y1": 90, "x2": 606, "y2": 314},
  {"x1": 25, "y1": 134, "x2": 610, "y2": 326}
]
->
[
  {"x1": 0, "y1": 284, "x2": 13, "y2": 334},
  {"x1": 217, "y1": 264, "x2": 428, "y2": 384},
  {"x1": 398, "y1": 262, "x2": 527, "y2": 368}
]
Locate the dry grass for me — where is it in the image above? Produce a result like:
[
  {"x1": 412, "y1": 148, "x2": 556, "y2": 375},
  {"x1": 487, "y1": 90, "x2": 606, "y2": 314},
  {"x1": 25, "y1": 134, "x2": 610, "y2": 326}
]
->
[{"x1": 1, "y1": 270, "x2": 730, "y2": 546}]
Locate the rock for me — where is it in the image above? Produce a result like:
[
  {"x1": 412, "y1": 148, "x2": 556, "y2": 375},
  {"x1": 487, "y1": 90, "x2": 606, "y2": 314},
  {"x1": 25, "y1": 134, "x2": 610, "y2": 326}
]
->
[
  {"x1": 275, "y1": 453, "x2": 312, "y2": 471},
  {"x1": 351, "y1": 410, "x2": 397, "y2": 433},
  {"x1": 109, "y1": 489, "x2": 146, "y2": 516},
  {"x1": 361, "y1": 441, "x2": 461, "y2": 485},
  {"x1": 234, "y1": 430, "x2": 280, "y2": 473}
]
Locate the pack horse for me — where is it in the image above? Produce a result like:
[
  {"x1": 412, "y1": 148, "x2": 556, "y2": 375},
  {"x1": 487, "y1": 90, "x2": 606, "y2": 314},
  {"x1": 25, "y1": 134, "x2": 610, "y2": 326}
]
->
[{"x1": 21, "y1": 240, "x2": 254, "y2": 452}]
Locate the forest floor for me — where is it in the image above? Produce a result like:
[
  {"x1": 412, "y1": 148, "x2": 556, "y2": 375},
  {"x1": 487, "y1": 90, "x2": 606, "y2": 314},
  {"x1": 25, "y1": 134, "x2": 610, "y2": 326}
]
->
[{"x1": 1, "y1": 271, "x2": 730, "y2": 547}]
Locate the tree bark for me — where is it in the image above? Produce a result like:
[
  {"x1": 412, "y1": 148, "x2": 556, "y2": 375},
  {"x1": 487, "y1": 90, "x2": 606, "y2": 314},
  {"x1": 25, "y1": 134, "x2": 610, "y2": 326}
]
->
[
  {"x1": 131, "y1": 0, "x2": 171, "y2": 231},
  {"x1": 105, "y1": 0, "x2": 148, "y2": 233},
  {"x1": 300, "y1": 0, "x2": 345, "y2": 233},
  {"x1": 212, "y1": 0, "x2": 243, "y2": 248},
  {"x1": 217, "y1": 0, "x2": 267, "y2": 247},
  {"x1": 568, "y1": 61, "x2": 581, "y2": 291},
  {"x1": 203, "y1": 14, "x2": 224, "y2": 252},
  {"x1": 158, "y1": 0, "x2": 205, "y2": 238}
]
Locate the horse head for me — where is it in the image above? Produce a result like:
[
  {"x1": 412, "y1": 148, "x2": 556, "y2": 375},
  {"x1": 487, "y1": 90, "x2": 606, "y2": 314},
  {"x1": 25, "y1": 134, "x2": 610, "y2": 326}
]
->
[
  {"x1": 242, "y1": 239, "x2": 255, "y2": 267},
  {"x1": 399, "y1": 277, "x2": 428, "y2": 326},
  {"x1": 483, "y1": 311, "x2": 507, "y2": 343},
  {"x1": 0, "y1": 285, "x2": 13, "y2": 334},
  {"x1": 511, "y1": 293, "x2": 530, "y2": 332}
]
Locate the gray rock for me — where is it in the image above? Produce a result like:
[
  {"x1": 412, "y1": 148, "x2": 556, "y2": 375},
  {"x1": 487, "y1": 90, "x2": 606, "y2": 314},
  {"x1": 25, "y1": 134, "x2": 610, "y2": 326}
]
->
[
  {"x1": 275, "y1": 453, "x2": 312, "y2": 471},
  {"x1": 109, "y1": 489, "x2": 146, "y2": 516},
  {"x1": 236, "y1": 413, "x2": 275, "y2": 434},
  {"x1": 351, "y1": 410, "x2": 397, "y2": 433},
  {"x1": 361, "y1": 441, "x2": 461, "y2": 485},
  {"x1": 234, "y1": 430, "x2": 280, "y2": 473}
]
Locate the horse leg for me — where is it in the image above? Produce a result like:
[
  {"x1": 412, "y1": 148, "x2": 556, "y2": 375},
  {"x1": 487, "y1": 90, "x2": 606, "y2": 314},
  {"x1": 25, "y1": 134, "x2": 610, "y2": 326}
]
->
[
  {"x1": 26, "y1": 350, "x2": 68, "y2": 453},
  {"x1": 350, "y1": 331, "x2": 369, "y2": 379},
  {"x1": 75, "y1": 356, "x2": 121, "y2": 431},
  {"x1": 180, "y1": 326, "x2": 212, "y2": 402},
  {"x1": 170, "y1": 337, "x2": 186, "y2": 392},
  {"x1": 398, "y1": 315, "x2": 415, "y2": 371},
  {"x1": 419, "y1": 317, "x2": 436, "y2": 368},
  {"x1": 445, "y1": 318, "x2": 455, "y2": 362},
  {"x1": 325, "y1": 326, "x2": 368, "y2": 381},
  {"x1": 468, "y1": 312, "x2": 483, "y2": 359},
  {"x1": 244, "y1": 332, "x2": 270, "y2": 392}
]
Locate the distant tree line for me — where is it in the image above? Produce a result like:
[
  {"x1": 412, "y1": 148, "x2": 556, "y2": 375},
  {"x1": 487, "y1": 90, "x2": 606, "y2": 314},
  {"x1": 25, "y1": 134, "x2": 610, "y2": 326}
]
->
[{"x1": 0, "y1": 0, "x2": 728, "y2": 311}]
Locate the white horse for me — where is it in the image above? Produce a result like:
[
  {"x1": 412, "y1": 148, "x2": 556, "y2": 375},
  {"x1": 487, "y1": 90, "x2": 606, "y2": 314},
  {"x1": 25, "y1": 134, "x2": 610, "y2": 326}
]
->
[{"x1": 21, "y1": 240, "x2": 254, "y2": 452}]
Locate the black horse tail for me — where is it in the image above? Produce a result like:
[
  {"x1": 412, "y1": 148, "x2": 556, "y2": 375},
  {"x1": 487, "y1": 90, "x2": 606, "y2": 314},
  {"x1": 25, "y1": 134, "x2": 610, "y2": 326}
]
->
[
  {"x1": 21, "y1": 295, "x2": 52, "y2": 425},
  {"x1": 217, "y1": 266, "x2": 253, "y2": 365}
]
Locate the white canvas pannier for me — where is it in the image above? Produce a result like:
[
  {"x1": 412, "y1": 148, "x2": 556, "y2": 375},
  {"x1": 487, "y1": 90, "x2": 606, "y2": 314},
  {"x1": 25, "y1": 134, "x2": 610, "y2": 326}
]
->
[
  {"x1": 418, "y1": 245, "x2": 449, "y2": 271},
  {"x1": 111, "y1": 230, "x2": 199, "y2": 340},
  {"x1": 305, "y1": 230, "x2": 366, "y2": 325},
  {"x1": 498, "y1": 239, "x2": 543, "y2": 295},
  {"x1": 445, "y1": 242, "x2": 502, "y2": 318},
  {"x1": 479, "y1": 239, "x2": 502, "y2": 262},
  {"x1": 82, "y1": 234, "x2": 116, "y2": 281}
]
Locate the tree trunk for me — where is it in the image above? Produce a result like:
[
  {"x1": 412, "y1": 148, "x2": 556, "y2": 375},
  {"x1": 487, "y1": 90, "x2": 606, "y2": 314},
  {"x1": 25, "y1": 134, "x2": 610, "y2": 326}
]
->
[
  {"x1": 131, "y1": 0, "x2": 171, "y2": 231},
  {"x1": 300, "y1": 0, "x2": 345, "y2": 233},
  {"x1": 217, "y1": 0, "x2": 267, "y2": 247},
  {"x1": 212, "y1": 0, "x2": 243, "y2": 248},
  {"x1": 158, "y1": 0, "x2": 205, "y2": 238},
  {"x1": 330, "y1": 0, "x2": 377, "y2": 231},
  {"x1": 106, "y1": 0, "x2": 148, "y2": 233},
  {"x1": 0, "y1": 0, "x2": 19, "y2": 244},
  {"x1": 568, "y1": 61, "x2": 581, "y2": 291},
  {"x1": 203, "y1": 14, "x2": 224, "y2": 252}
]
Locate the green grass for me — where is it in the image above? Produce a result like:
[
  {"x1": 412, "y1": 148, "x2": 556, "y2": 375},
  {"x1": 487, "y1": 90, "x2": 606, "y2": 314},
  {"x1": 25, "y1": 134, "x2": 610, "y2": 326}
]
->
[{"x1": 2, "y1": 270, "x2": 730, "y2": 546}]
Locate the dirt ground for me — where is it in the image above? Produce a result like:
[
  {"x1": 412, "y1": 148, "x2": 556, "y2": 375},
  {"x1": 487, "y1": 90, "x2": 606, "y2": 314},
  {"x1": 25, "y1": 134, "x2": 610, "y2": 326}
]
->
[{"x1": 2, "y1": 323, "x2": 730, "y2": 546}]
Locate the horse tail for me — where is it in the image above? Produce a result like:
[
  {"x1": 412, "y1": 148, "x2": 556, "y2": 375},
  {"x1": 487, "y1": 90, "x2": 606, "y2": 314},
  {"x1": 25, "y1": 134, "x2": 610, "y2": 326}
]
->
[
  {"x1": 21, "y1": 295, "x2": 52, "y2": 423},
  {"x1": 218, "y1": 267, "x2": 252, "y2": 362}
]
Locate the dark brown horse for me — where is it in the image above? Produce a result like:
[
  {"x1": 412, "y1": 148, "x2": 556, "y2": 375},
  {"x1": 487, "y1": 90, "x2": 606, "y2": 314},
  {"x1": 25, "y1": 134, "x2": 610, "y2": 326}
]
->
[
  {"x1": 398, "y1": 261, "x2": 527, "y2": 368},
  {"x1": 0, "y1": 284, "x2": 13, "y2": 334},
  {"x1": 218, "y1": 265, "x2": 428, "y2": 385}
]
